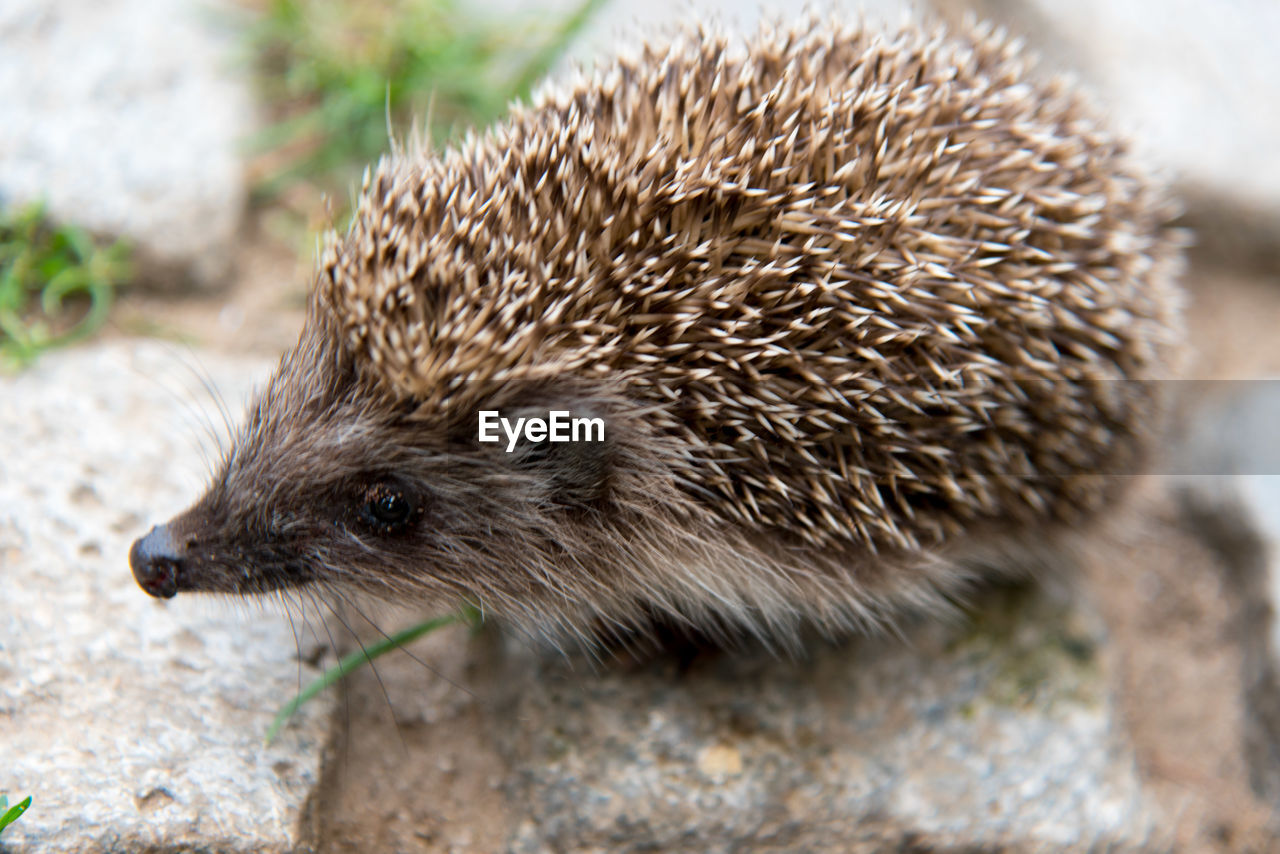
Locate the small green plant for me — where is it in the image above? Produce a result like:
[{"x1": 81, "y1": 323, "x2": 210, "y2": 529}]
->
[
  {"x1": 0, "y1": 794, "x2": 32, "y2": 836},
  {"x1": 246, "y1": 0, "x2": 607, "y2": 204},
  {"x1": 0, "y1": 202, "x2": 131, "y2": 369}
]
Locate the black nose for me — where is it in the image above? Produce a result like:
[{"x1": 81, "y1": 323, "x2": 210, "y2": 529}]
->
[{"x1": 129, "y1": 524, "x2": 183, "y2": 599}]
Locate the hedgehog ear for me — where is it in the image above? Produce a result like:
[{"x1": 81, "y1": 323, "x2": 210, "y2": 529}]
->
[{"x1": 504, "y1": 404, "x2": 611, "y2": 507}]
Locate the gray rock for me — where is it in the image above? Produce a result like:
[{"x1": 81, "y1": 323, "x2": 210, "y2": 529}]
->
[
  {"x1": 952, "y1": 0, "x2": 1280, "y2": 266},
  {"x1": 490, "y1": 585, "x2": 1158, "y2": 852},
  {"x1": 0, "y1": 341, "x2": 331, "y2": 853},
  {"x1": 0, "y1": 0, "x2": 252, "y2": 288}
]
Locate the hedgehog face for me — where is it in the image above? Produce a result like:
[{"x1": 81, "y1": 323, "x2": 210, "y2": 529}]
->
[{"x1": 130, "y1": 341, "x2": 619, "y2": 609}]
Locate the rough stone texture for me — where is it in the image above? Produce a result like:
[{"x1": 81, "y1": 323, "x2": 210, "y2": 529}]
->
[
  {"x1": 0, "y1": 341, "x2": 331, "y2": 853},
  {"x1": 488, "y1": 586, "x2": 1158, "y2": 852},
  {"x1": 950, "y1": 0, "x2": 1280, "y2": 266},
  {"x1": 0, "y1": 0, "x2": 252, "y2": 288}
]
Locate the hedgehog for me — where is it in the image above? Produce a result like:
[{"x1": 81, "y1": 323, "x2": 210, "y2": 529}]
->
[{"x1": 129, "y1": 15, "x2": 1183, "y2": 647}]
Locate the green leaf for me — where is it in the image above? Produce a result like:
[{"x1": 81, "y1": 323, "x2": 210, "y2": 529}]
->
[{"x1": 0, "y1": 795, "x2": 31, "y2": 834}]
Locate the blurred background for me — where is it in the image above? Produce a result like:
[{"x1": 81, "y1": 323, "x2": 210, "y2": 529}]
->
[{"x1": 1, "y1": 1, "x2": 1279, "y2": 852}]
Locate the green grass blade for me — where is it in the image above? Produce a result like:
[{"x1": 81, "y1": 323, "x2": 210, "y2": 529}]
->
[
  {"x1": 0, "y1": 795, "x2": 31, "y2": 834},
  {"x1": 264, "y1": 612, "x2": 464, "y2": 744}
]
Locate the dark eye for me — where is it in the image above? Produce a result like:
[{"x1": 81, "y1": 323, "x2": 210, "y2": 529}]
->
[{"x1": 359, "y1": 483, "x2": 415, "y2": 533}]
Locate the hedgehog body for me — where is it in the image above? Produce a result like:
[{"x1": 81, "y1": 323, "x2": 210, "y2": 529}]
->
[{"x1": 130, "y1": 16, "x2": 1183, "y2": 644}]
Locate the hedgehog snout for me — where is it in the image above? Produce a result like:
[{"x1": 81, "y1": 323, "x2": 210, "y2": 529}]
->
[{"x1": 129, "y1": 523, "x2": 184, "y2": 599}]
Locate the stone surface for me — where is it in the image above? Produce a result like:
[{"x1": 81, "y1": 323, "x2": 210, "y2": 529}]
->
[
  {"x1": 0, "y1": 341, "x2": 331, "y2": 853},
  {"x1": 951, "y1": 0, "x2": 1280, "y2": 264},
  {"x1": 488, "y1": 586, "x2": 1158, "y2": 852},
  {"x1": 0, "y1": 0, "x2": 252, "y2": 288}
]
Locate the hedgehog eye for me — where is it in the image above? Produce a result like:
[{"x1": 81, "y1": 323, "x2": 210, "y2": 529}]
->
[{"x1": 359, "y1": 483, "x2": 415, "y2": 533}]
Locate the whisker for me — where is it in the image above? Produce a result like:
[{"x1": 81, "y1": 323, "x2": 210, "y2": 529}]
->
[
  {"x1": 304, "y1": 585, "x2": 352, "y2": 767},
  {"x1": 161, "y1": 343, "x2": 232, "y2": 442},
  {"x1": 279, "y1": 589, "x2": 306, "y2": 707},
  {"x1": 327, "y1": 587, "x2": 477, "y2": 703},
  {"x1": 318, "y1": 590, "x2": 408, "y2": 754}
]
